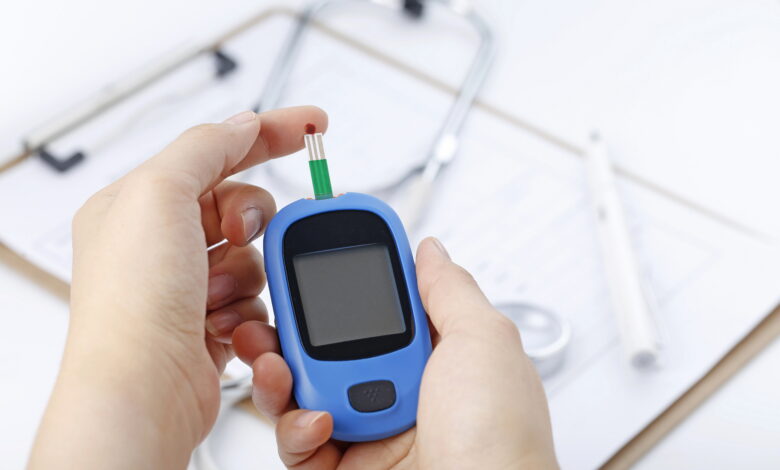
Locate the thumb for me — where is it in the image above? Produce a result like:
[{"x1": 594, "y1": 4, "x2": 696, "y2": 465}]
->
[
  {"x1": 132, "y1": 106, "x2": 328, "y2": 199},
  {"x1": 416, "y1": 237, "x2": 510, "y2": 338},
  {"x1": 138, "y1": 110, "x2": 261, "y2": 198}
]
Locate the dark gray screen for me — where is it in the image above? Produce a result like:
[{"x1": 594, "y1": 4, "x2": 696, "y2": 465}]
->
[{"x1": 292, "y1": 244, "x2": 406, "y2": 346}]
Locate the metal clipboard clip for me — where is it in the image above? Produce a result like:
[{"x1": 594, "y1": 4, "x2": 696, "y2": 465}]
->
[
  {"x1": 14, "y1": 0, "x2": 494, "y2": 190},
  {"x1": 20, "y1": 45, "x2": 240, "y2": 173}
]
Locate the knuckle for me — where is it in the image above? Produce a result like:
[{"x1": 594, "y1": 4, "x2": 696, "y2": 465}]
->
[
  {"x1": 450, "y1": 263, "x2": 477, "y2": 285},
  {"x1": 493, "y1": 312, "x2": 518, "y2": 333},
  {"x1": 236, "y1": 181, "x2": 264, "y2": 197},
  {"x1": 239, "y1": 184, "x2": 276, "y2": 210},
  {"x1": 72, "y1": 186, "x2": 114, "y2": 232},
  {"x1": 489, "y1": 311, "x2": 522, "y2": 342},
  {"x1": 124, "y1": 167, "x2": 198, "y2": 200},
  {"x1": 72, "y1": 202, "x2": 90, "y2": 228}
]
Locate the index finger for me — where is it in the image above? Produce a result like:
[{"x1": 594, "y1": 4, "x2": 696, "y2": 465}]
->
[
  {"x1": 135, "y1": 106, "x2": 328, "y2": 198},
  {"x1": 233, "y1": 106, "x2": 329, "y2": 174}
]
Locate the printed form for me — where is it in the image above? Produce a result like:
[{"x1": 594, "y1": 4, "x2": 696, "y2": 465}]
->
[{"x1": 0, "y1": 13, "x2": 778, "y2": 470}]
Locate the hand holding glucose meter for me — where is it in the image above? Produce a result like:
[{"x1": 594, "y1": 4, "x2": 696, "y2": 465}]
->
[{"x1": 263, "y1": 131, "x2": 432, "y2": 442}]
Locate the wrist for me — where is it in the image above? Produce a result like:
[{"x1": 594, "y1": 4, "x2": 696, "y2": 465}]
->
[
  {"x1": 69, "y1": 321, "x2": 212, "y2": 432},
  {"x1": 33, "y1": 367, "x2": 195, "y2": 470},
  {"x1": 30, "y1": 324, "x2": 211, "y2": 469}
]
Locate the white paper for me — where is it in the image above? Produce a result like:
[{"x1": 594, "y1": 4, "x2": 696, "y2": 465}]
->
[
  {"x1": 328, "y1": 0, "x2": 780, "y2": 237},
  {"x1": 1, "y1": 9, "x2": 779, "y2": 470}
]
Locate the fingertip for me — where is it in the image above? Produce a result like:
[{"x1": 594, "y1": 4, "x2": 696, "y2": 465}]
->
[
  {"x1": 415, "y1": 237, "x2": 454, "y2": 301},
  {"x1": 416, "y1": 237, "x2": 449, "y2": 265},
  {"x1": 232, "y1": 320, "x2": 280, "y2": 364},
  {"x1": 415, "y1": 237, "x2": 495, "y2": 335},
  {"x1": 251, "y1": 352, "x2": 294, "y2": 420},
  {"x1": 232, "y1": 106, "x2": 330, "y2": 174},
  {"x1": 305, "y1": 105, "x2": 329, "y2": 134},
  {"x1": 294, "y1": 410, "x2": 332, "y2": 437},
  {"x1": 215, "y1": 183, "x2": 277, "y2": 246},
  {"x1": 277, "y1": 409, "x2": 333, "y2": 456},
  {"x1": 252, "y1": 351, "x2": 288, "y2": 378},
  {"x1": 292, "y1": 105, "x2": 328, "y2": 133}
]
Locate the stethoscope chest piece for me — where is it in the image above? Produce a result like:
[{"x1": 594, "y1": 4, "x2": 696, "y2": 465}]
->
[{"x1": 495, "y1": 302, "x2": 571, "y2": 378}]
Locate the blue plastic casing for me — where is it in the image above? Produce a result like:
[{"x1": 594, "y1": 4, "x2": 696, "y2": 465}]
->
[{"x1": 263, "y1": 192, "x2": 432, "y2": 442}]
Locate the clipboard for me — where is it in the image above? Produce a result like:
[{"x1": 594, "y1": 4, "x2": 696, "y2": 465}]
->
[{"x1": 1, "y1": 6, "x2": 778, "y2": 469}]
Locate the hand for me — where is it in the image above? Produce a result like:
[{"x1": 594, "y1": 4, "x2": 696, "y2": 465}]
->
[
  {"x1": 29, "y1": 107, "x2": 328, "y2": 470},
  {"x1": 233, "y1": 237, "x2": 559, "y2": 470}
]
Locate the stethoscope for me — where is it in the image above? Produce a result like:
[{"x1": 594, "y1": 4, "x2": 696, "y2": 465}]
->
[
  {"x1": 248, "y1": 0, "x2": 495, "y2": 230},
  {"x1": 194, "y1": 1, "x2": 571, "y2": 467}
]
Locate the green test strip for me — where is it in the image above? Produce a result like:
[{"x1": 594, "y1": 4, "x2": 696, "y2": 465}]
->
[
  {"x1": 309, "y1": 158, "x2": 333, "y2": 200},
  {"x1": 304, "y1": 133, "x2": 333, "y2": 200}
]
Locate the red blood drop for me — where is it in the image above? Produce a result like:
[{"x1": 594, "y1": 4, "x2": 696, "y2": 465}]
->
[{"x1": 305, "y1": 123, "x2": 316, "y2": 134}]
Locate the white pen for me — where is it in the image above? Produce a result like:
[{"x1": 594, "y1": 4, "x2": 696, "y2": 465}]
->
[{"x1": 585, "y1": 132, "x2": 661, "y2": 369}]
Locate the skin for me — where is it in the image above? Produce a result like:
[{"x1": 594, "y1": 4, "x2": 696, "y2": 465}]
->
[{"x1": 28, "y1": 106, "x2": 558, "y2": 470}]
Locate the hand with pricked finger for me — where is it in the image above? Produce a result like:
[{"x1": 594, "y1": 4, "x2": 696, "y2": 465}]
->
[{"x1": 29, "y1": 107, "x2": 328, "y2": 470}]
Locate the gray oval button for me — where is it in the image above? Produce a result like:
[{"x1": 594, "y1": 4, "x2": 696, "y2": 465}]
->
[{"x1": 348, "y1": 380, "x2": 396, "y2": 412}]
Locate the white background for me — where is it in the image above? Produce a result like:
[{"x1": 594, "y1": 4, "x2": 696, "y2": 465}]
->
[{"x1": 2, "y1": 1, "x2": 780, "y2": 469}]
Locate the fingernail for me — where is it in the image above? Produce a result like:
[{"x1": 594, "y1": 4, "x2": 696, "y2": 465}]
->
[
  {"x1": 224, "y1": 110, "x2": 256, "y2": 125},
  {"x1": 205, "y1": 310, "x2": 243, "y2": 337},
  {"x1": 207, "y1": 274, "x2": 236, "y2": 307},
  {"x1": 241, "y1": 207, "x2": 263, "y2": 243},
  {"x1": 431, "y1": 237, "x2": 450, "y2": 259},
  {"x1": 294, "y1": 411, "x2": 327, "y2": 429}
]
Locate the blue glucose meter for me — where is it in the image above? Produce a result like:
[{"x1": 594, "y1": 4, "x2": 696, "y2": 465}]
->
[{"x1": 263, "y1": 133, "x2": 432, "y2": 442}]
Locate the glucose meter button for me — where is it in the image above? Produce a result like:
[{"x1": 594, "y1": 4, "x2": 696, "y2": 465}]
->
[{"x1": 348, "y1": 380, "x2": 396, "y2": 412}]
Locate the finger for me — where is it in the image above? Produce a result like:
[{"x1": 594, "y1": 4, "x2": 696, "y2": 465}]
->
[
  {"x1": 415, "y1": 237, "x2": 507, "y2": 337},
  {"x1": 276, "y1": 410, "x2": 341, "y2": 470},
  {"x1": 136, "y1": 106, "x2": 328, "y2": 198},
  {"x1": 200, "y1": 180, "x2": 277, "y2": 246},
  {"x1": 206, "y1": 297, "x2": 269, "y2": 344},
  {"x1": 250, "y1": 352, "x2": 295, "y2": 422},
  {"x1": 207, "y1": 245, "x2": 265, "y2": 310},
  {"x1": 233, "y1": 320, "x2": 281, "y2": 364},
  {"x1": 205, "y1": 336, "x2": 232, "y2": 374},
  {"x1": 335, "y1": 429, "x2": 416, "y2": 467},
  {"x1": 232, "y1": 106, "x2": 328, "y2": 174}
]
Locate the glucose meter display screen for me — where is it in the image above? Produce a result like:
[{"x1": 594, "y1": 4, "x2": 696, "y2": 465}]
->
[{"x1": 293, "y1": 244, "x2": 406, "y2": 347}]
